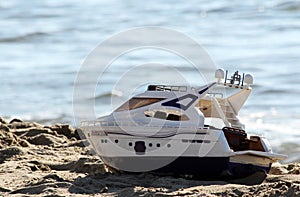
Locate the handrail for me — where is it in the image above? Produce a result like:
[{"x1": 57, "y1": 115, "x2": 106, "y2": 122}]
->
[
  {"x1": 81, "y1": 120, "x2": 209, "y2": 130},
  {"x1": 148, "y1": 85, "x2": 188, "y2": 92},
  {"x1": 207, "y1": 92, "x2": 223, "y2": 98}
]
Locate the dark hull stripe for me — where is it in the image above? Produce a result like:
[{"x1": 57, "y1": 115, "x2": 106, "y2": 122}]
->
[
  {"x1": 102, "y1": 156, "x2": 229, "y2": 177},
  {"x1": 101, "y1": 156, "x2": 271, "y2": 179}
]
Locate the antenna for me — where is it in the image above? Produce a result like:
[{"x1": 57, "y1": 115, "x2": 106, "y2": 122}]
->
[
  {"x1": 224, "y1": 70, "x2": 228, "y2": 84},
  {"x1": 220, "y1": 69, "x2": 254, "y2": 89},
  {"x1": 241, "y1": 73, "x2": 245, "y2": 87}
]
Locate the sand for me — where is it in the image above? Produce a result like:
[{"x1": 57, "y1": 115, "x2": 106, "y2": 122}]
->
[{"x1": 0, "y1": 117, "x2": 299, "y2": 197}]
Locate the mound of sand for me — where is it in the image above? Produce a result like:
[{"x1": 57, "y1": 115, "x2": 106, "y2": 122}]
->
[{"x1": 0, "y1": 117, "x2": 299, "y2": 196}]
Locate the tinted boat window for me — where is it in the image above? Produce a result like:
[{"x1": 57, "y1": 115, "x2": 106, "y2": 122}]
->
[
  {"x1": 115, "y1": 98, "x2": 165, "y2": 112},
  {"x1": 167, "y1": 114, "x2": 180, "y2": 121},
  {"x1": 144, "y1": 110, "x2": 190, "y2": 121},
  {"x1": 154, "y1": 111, "x2": 167, "y2": 119}
]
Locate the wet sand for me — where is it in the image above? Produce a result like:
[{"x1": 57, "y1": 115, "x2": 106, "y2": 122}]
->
[{"x1": 0, "y1": 117, "x2": 299, "y2": 196}]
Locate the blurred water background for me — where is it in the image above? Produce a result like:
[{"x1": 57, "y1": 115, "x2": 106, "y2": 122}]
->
[{"x1": 0, "y1": 0, "x2": 299, "y2": 161}]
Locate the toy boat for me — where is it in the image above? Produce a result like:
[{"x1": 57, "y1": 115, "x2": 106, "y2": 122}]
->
[{"x1": 81, "y1": 69, "x2": 286, "y2": 182}]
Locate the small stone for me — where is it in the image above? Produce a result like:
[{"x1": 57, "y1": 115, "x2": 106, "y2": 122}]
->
[
  {"x1": 274, "y1": 181, "x2": 285, "y2": 188},
  {"x1": 290, "y1": 169, "x2": 300, "y2": 174},
  {"x1": 270, "y1": 165, "x2": 289, "y2": 175},
  {"x1": 287, "y1": 164, "x2": 295, "y2": 171},
  {"x1": 39, "y1": 164, "x2": 51, "y2": 172},
  {"x1": 100, "y1": 186, "x2": 108, "y2": 193},
  {"x1": 19, "y1": 139, "x2": 30, "y2": 147},
  {"x1": 0, "y1": 124, "x2": 10, "y2": 132},
  {"x1": 9, "y1": 118, "x2": 23, "y2": 124},
  {"x1": 281, "y1": 185, "x2": 288, "y2": 191},
  {"x1": 0, "y1": 117, "x2": 7, "y2": 124},
  {"x1": 286, "y1": 181, "x2": 292, "y2": 187},
  {"x1": 9, "y1": 122, "x2": 31, "y2": 129},
  {"x1": 5, "y1": 132, "x2": 18, "y2": 146},
  {"x1": 30, "y1": 165, "x2": 39, "y2": 171}
]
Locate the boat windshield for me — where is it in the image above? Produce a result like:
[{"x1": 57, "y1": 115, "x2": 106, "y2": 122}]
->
[{"x1": 115, "y1": 97, "x2": 165, "y2": 112}]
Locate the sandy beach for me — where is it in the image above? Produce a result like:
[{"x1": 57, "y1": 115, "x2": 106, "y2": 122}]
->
[{"x1": 0, "y1": 117, "x2": 299, "y2": 196}]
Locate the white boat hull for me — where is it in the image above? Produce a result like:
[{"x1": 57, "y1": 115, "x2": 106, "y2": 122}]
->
[{"x1": 82, "y1": 127, "x2": 285, "y2": 178}]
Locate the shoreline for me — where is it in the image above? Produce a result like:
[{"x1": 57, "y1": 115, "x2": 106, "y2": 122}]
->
[{"x1": 0, "y1": 117, "x2": 299, "y2": 196}]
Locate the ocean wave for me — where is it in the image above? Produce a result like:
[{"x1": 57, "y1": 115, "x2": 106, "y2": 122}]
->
[
  {"x1": 272, "y1": 72, "x2": 300, "y2": 78},
  {"x1": 276, "y1": 142, "x2": 300, "y2": 164},
  {"x1": 283, "y1": 154, "x2": 300, "y2": 163},
  {"x1": 271, "y1": 25, "x2": 300, "y2": 32},
  {"x1": 208, "y1": 6, "x2": 235, "y2": 13},
  {"x1": 92, "y1": 90, "x2": 123, "y2": 100},
  {"x1": 259, "y1": 89, "x2": 291, "y2": 94},
  {"x1": 0, "y1": 32, "x2": 48, "y2": 43},
  {"x1": 276, "y1": 1, "x2": 300, "y2": 11},
  {"x1": 2, "y1": 113, "x2": 71, "y2": 126}
]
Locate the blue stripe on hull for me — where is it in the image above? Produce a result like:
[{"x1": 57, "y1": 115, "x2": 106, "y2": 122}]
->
[
  {"x1": 102, "y1": 156, "x2": 272, "y2": 179},
  {"x1": 155, "y1": 157, "x2": 229, "y2": 177},
  {"x1": 102, "y1": 156, "x2": 229, "y2": 178}
]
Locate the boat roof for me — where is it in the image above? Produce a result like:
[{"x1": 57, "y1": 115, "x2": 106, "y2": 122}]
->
[{"x1": 147, "y1": 85, "x2": 188, "y2": 92}]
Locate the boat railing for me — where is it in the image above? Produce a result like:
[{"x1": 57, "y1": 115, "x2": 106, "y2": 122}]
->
[
  {"x1": 147, "y1": 85, "x2": 188, "y2": 92},
  {"x1": 81, "y1": 120, "x2": 210, "y2": 130},
  {"x1": 207, "y1": 92, "x2": 223, "y2": 98}
]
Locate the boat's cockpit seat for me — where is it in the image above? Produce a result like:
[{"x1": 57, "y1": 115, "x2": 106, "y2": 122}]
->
[
  {"x1": 222, "y1": 127, "x2": 247, "y2": 151},
  {"x1": 222, "y1": 127, "x2": 265, "y2": 152}
]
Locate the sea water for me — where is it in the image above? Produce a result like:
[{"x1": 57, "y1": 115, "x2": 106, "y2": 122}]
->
[{"x1": 0, "y1": 0, "x2": 299, "y2": 161}]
